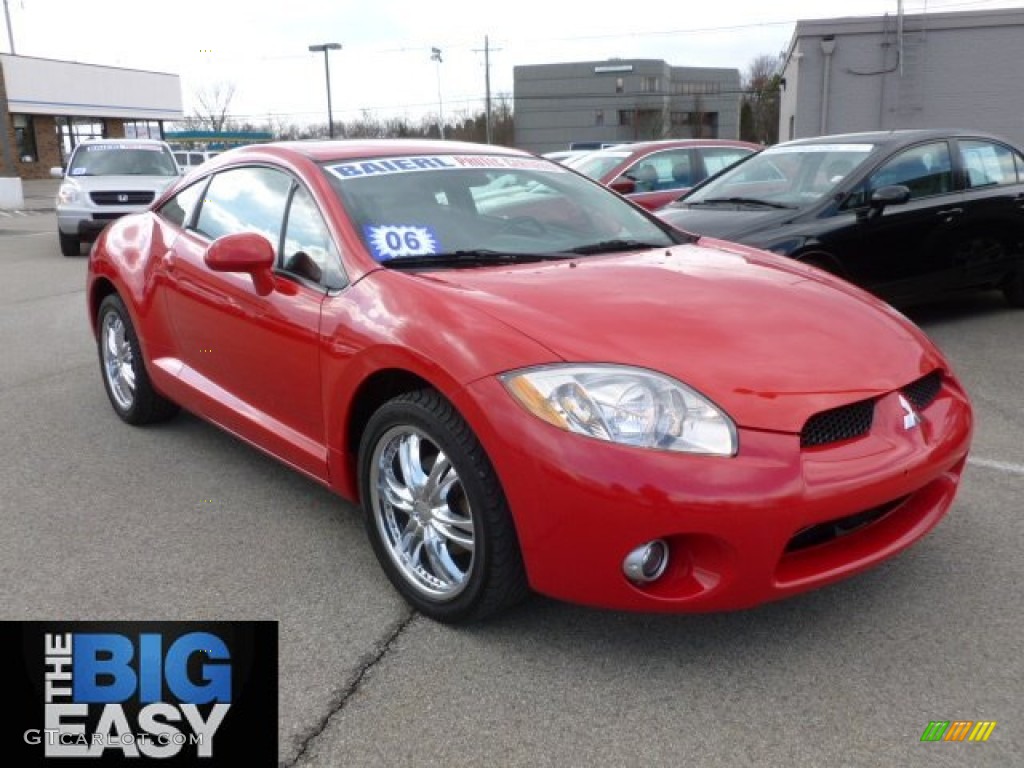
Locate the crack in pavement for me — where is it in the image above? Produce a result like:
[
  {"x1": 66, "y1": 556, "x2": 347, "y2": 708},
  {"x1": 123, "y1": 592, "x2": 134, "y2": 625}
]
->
[{"x1": 285, "y1": 610, "x2": 417, "y2": 767}]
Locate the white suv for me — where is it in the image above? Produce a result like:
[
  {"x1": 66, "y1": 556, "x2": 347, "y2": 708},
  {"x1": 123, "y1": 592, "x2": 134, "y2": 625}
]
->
[
  {"x1": 51, "y1": 138, "x2": 180, "y2": 256},
  {"x1": 173, "y1": 149, "x2": 221, "y2": 173}
]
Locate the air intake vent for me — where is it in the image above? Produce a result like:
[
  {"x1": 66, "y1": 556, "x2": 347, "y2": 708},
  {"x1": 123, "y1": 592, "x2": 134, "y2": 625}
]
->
[
  {"x1": 900, "y1": 370, "x2": 942, "y2": 411},
  {"x1": 801, "y1": 399, "x2": 875, "y2": 448}
]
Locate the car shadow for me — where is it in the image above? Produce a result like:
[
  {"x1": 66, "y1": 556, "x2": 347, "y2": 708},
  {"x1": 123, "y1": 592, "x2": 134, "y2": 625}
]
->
[{"x1": 897, "y1": 290, "x2": 1011, "y2": 329}]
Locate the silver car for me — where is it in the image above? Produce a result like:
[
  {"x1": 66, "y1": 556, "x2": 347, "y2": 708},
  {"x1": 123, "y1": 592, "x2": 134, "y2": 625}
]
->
[{"x1": 51, "y1": 138, "x2": 180, "y2": 256}]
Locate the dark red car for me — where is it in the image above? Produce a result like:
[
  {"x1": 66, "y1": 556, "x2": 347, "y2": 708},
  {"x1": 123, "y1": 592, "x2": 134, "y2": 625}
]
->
[
  {"x1": 565, "y1": 138, "x2": 760, "y2": 210},
  {"x1": 87, "y1": 139, "x2": 972, "y2": 623}
]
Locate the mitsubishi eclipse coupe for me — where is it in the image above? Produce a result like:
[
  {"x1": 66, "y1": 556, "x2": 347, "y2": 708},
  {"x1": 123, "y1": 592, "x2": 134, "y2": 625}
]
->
[{"x1": 86, "y1": 139, "x2": 973, "y2": 623}]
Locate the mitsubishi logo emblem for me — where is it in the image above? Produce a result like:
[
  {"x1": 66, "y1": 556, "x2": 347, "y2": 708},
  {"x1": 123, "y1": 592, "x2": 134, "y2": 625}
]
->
[
  {"x1": 898, "y1": 395, "x2": 921, "y2": 430},
  {"x1": 117, "y1": 194, "x2": 129, "y2": 203}
]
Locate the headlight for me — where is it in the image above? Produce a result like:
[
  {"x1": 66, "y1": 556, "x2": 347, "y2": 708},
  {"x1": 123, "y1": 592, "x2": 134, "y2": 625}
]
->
[
  {"x1": 500, "y1": 364, "x2": 737, "y2": 456},
  {"x1": 57, "y1": 181, "x2": 80, "y2": 205}
]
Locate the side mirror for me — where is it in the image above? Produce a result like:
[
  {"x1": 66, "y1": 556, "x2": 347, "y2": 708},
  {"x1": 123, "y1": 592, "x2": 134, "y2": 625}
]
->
[
  {"x1": 871, "y1": 184, "x2": 911, "y2": 208},
  {"x1": 609, "y1": 176, "x2": 636, "y2": 195},
  {"x1": 50, "y1": 167, "x2": 65, "y2": 179},
  {"x1": 858, "y1": 184, "x2": 911, "y2": 221},
  {"x1": 205, "y1": 232, "x2": 276, "y2": 295}
]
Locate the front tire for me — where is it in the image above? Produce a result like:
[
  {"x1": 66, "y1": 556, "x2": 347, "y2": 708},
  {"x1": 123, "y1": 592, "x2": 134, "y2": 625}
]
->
[
  {"x1": 358, "y1": 389, "x2": 529, "y2": 623},
  {"x1": 59, "y1": 230, "x2": 81, "y2": 257},
  {"x1": 96, "y1": 294, "x2": 179, "y2": 425}
]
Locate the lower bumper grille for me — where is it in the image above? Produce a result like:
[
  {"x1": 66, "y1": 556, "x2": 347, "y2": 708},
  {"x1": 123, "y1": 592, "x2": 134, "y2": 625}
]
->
[{"x1": 785, "y1": 497, "x2": 907, "y2": 553}]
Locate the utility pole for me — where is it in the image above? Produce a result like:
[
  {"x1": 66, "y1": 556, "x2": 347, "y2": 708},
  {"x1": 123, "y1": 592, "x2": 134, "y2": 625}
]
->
[
  {"x1": 3, "y1": 0, "x2": 15, "y2": 54},
  {"x1": 474, "y1": 36, "x2": 502, "y2": 144},
  {"x1": 431, "y1": 47, "x2": 444, "y2": 140},
  {"x1": 484, "y1": 36, "x2": 492, "y2": 144}
]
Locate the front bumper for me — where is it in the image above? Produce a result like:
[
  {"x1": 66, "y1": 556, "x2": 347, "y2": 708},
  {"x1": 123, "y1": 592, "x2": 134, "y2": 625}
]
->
[
  {"x1": 464, "y1": 372, "x2": 973, "y2": 612},
  {"x1": 57, "y1": 208, "x2": 137, "y2": 241}
]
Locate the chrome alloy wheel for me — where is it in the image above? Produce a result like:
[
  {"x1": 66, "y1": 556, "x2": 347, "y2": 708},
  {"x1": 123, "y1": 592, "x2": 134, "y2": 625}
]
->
[
  {"x1": 101, "y1": 310, "x2": 136, "y2": 411},
  {"x1": 369, "y1": 425, "x2": 477, "y2": 601}
]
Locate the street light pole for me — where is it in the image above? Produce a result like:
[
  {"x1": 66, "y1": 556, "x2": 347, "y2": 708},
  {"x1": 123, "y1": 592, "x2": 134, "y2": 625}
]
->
[
  {"x1": 308, "y1": 43, "x2": 342, "y2": 138},
  {"x1": 431, "y1": 47, "x2": 444, "y2": 140}
]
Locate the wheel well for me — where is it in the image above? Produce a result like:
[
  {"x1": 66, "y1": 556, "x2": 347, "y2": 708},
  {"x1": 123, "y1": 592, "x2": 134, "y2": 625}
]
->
[
  {"x1": 346, "y1": 368, "x2": 435, "y2": 472},
  {"x1": 795, "y1": 250, "x2": 847, "y2": 280},
  {"x1": 88, "y1": 278, "x2": 117, "y2": 332}
]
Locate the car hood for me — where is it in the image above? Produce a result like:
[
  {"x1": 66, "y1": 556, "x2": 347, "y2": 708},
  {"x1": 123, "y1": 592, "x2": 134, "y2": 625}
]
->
[
  {"x1": 421, "y1": 244, "x2": 944, "y2": 433},
  {"x1": 658, "y1": 205, "x2": 792, "y2": 242}
]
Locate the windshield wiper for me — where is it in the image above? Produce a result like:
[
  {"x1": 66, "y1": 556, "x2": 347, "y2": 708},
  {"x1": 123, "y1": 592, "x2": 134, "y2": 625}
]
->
[
  {"x1": 381, "y1": 250, "x2": 572, "y2": 269},
  {"x1": 566, "y1": 239, "x2": 668, "y2": 255},
  {"x1": 689, "y1": 197, "x2": 795, "y2": 209}
]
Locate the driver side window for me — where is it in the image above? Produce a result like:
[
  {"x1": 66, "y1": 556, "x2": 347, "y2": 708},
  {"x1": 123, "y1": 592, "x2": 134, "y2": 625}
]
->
[
  {"x1": 194, "y1": 167, "x2": 291, "y2": 251},
  {"x1": 867, "y1": 142, "x2": 953, "y2": 201}
]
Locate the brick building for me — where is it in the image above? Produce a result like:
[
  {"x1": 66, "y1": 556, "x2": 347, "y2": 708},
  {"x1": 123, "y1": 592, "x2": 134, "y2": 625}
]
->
[{"x1": 1, "y1": 54, "x2": 183, "y2": 181}]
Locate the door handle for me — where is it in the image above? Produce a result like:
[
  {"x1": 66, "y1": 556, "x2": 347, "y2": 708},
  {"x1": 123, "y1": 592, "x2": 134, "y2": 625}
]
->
[{"x1": 936, "y1": 207, "x2": 963, "y2": 223}]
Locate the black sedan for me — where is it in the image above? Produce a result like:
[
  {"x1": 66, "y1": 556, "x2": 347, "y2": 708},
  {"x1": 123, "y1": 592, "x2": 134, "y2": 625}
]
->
[{"x1": 656, "y1": 129, "x2": 1024, "y2": 308}]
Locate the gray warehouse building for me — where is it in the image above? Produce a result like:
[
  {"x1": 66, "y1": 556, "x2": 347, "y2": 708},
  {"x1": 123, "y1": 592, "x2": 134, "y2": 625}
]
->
[
  {"x1": 514, "y1": 60, "x2": 741, "y2": 154},
  {"x1": 780, "y1": 8, "x2": 1024, "y2": 146}
]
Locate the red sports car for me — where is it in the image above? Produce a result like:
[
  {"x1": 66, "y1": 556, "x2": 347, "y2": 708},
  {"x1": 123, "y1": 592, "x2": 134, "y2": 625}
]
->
[
  {"x1": 565, "y1": 138, "x2": 760, "y2": 210},
  {"x1": 87, "y1": 139, "x2": 973, "y2": 623}
]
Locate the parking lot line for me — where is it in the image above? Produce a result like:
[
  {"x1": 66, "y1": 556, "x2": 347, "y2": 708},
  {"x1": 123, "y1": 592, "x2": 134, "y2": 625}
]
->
[{"x1": 968, "y1": 456, "x2": 1024, "y2": 476}]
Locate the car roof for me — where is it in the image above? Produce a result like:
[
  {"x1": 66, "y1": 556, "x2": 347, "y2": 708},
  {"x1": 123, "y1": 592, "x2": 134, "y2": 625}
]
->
[
  {"x1": 777, "y1": 128, "x2": 1013, "y2": 148},
  {"x1": 585, "y1": 139, "x2": 760, "y2": 156},
  {"x1": 227, "y1": 139, "x2": 532, "y2": 164}
]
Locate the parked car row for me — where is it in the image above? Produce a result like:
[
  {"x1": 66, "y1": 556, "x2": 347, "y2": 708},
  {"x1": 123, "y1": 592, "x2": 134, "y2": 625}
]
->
[
  {"x1": 656, "y1": 129, "x2": 1024, "y2": 308},
  {"x1": 563, "y1": 138, "x2": 760, "y2": 211}
]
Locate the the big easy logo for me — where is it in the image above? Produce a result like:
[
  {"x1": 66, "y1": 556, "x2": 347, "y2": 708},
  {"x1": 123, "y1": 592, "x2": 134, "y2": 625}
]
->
[
  {"x1": 5, "y1": 621, "x2": 278, "y2": 765},
  {"x1": 33, "y1": 631, "x2": 230, "y2": 758}
]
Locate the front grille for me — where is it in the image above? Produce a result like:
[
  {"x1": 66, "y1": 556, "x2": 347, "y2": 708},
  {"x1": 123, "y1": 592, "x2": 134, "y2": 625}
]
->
[
  {"x1": 800, "y1": 399, "x2": 875, "y2": 448},
  {"x1": 785, "y1": 497, "x2": 906, "y2": 552},
  {"x1": 900, "y1": 370, "x2": 943, "y2": 411},
  {"x1": 90, "y1": 191, "x2": 155, "y2": 206}
]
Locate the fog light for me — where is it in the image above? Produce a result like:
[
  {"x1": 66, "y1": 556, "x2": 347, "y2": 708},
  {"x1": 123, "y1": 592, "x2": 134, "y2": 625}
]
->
[{"x1": 623, "y1": 539, "x2": 669, "y2": 583}]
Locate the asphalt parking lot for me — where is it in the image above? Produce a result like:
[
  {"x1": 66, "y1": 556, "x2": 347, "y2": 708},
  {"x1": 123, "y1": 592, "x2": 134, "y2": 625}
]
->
[{"x1": 1, "y1": 202, "x2": 1020, "y2": 767}]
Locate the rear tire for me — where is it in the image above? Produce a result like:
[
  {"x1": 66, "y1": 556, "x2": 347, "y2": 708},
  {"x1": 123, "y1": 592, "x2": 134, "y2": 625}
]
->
[
  {"x1": 96, "y1": 294, "x2": 179, "y2": 425},
  {"x1": 59, "y1": 230, "x2": 81, "y2": 257},
  {"x1": 358, "y1": 389, "x2": 529, "y2": 623}
]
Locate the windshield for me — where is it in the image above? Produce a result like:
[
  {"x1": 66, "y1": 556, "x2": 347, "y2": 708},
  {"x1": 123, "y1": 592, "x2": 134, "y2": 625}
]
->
[
  {"x1": 69, "y1": 144, "x2": 180, "y2": 177},
  {"x1": 681, "y1": 143, "x2": 876, "y2": 208},
  {"x1": 564, "y1": 150, "x2": 631, "y2": 180},
  {"x1": 323, "y1": 153, "x2": 679, "y2": 265}
]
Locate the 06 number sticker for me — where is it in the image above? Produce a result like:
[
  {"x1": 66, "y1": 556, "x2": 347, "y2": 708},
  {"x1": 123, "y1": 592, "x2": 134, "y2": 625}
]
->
[{"x1": 365, "y1": 225, "x2": 439, "y2": 261}]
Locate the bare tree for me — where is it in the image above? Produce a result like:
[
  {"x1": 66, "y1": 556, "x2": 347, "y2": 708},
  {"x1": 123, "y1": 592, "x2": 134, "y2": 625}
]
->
[
  {"x1": 192, "y1": 82, "x2": 238, "y2": 133},
  {"x1": 742, "y1": 54, "x2": 782, "y2": 145}
]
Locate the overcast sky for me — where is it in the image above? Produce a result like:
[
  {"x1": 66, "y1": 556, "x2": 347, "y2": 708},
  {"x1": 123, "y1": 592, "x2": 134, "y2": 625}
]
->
[{"x1": 3, "y1": 0, "x2": 1020, "y2": 127}]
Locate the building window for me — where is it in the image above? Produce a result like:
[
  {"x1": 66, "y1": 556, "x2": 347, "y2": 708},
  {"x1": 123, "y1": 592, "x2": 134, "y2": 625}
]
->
[
  {"x1": 55, "y1": 117, "x2": 107, "y2": 163},
  {"x1": 618, "y1": 110, "x2": 634, "y2": 126},
  {"x1": 13, "y1": 115, "x2": 37, "y2": 162},
  {"x1": 124, "y1": 120, "x2": 163, "y2": 139},
  {"x1": 640, "y1": 76, "x2": 659, "y2": 93},
  {"x1": 672, "y1": 81, "x2": 722, "y2": 95},
  {"x1": 615, "y1": 77, "x2": 624, "y2": 94},
  {"x1": 670, "y1": 111, "x2": 690, "y2": 127},
  {"x1": 595, "y1": 110, "x2": 604, "y2": 126}
]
